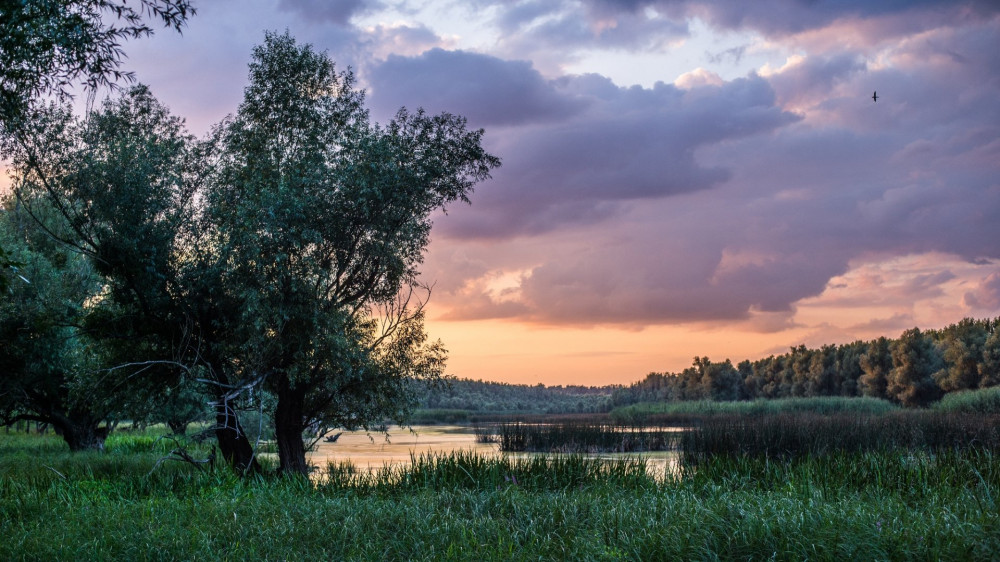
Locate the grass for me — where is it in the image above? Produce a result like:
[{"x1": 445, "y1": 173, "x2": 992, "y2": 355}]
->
[
  {"x1": 681, "y1": 411, "x2": 1000, "y2": 462},
  {"x1": 611, "y1": 396, "x2": 900, "y2": 424},
  {"x1": 476, "y1": 421, "x2": 678, "y2": 453},
  {"x1": 934, "y1": 386, "x2": 1000, "y2": 414},
  {"x1": 2, "y1": 421, "x2": 999, "y2": 560}
]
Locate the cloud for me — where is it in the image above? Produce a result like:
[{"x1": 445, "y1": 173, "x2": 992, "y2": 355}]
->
[
  {"x1": 486, "y1": 0, "x2": 690, "y2": 57},
  {"x1": 117, "y1": 0, "x2": 1000, "y2": 334},
  {"x1": 277, "y1": 0, "x2": 382, "y2": 25},
  {"x1": 850, "y1": 313, "x2": 918, "y2": 335},
  {"x1": 472, "y1": 0, "x2": 999, "y2": 48},
  {"x1": 432, "y1": 72, "x2": 798, "y2": 239},
  {"x1": 764, "y1": 52, "x2": 868, "y2": 107},
  {"x1": 418, "y1": 13, "x2": 1000, "y2": 328},
  {"x1": 964, "y1": 272, "x2": 1000, "y2": 310},
  {"x1": 367, "y1": 49, "x2": 588, "y2": 126},
  {"x1": 675, "y1": 68, "x2": 724, "y2": 89}
]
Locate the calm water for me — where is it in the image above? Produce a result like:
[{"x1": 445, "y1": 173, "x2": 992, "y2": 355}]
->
[{"x1": 307, "y1": 425, "x2": 679, "y2": 479}]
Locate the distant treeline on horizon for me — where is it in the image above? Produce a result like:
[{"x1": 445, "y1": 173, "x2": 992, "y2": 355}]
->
[
  {"x1": 425, "y1": 317, "x2": 1000, "y2": 412},
  {"x1": 612, "y1": 316, "x2": 1000, "y2": 408}
]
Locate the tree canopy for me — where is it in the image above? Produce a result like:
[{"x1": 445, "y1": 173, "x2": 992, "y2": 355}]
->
[
  {"x1": 2, "y1": 31, "x2": 500, "y2": 475},
  {"x1": 1, "y1": 0, "x2": 195, "y2": 291}
]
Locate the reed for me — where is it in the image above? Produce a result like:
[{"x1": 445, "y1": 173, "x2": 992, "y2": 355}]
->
[
  {"x1": 935, "y1": 386, "x2": 1000, "y2": 414},
  {"x1": 680, "y1": 411, "x2": 1000, "y2": 464},
  {"x1": 477, "y1": 421, "x2": 679, "y2": 453},
  {"x1": 611, "y1": 396, "x2": 899, "y2": 424},
  {"x1": 2, "y1": 430, "x2": 999, "y2": 559}
]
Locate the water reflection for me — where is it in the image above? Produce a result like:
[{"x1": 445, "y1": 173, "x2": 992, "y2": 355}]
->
[{"x1": 307, "y1": 425, "x2": 679, "y2": 479}]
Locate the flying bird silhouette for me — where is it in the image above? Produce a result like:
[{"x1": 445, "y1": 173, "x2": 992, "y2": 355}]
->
[{"x1": 872, "y1": 91, "x2": 879, "y2": 102}]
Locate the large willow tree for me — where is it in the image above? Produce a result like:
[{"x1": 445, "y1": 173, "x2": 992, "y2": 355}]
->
[{"x1": 205, "y1": 32, "x2": 499, "y2": 475}]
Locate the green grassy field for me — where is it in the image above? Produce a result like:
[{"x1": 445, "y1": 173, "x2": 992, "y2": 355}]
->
[{"x1": 2, "y1": 418, "x2": 999, "y2": 561}]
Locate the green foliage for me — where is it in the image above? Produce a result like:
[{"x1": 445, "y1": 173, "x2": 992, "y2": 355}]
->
[
  {"x1": 934, "y1": 386, "x2": 1000, "y2": 414},
  {"x1": 0, "y1": 197, "x2": 120, "y2": 450},
  {"x1": 407, "y1": 409, "x2": 475, "y2": 424},
  {"x1": 321, "y1": 450, "x2": 654, "y2": 493},
  {"x1": 478, "y1": 422, "x2": 678, "y2": 453},
  {"x1": 888, "y1": 328, "x2": 944, "y2": 407},
  {"x1": 2, "y1": 30, "x2": 498, "y2": 473},
  {"x1": 420, "y1": 378, "x2": 615, "y2": 414},
  {"x1": 0, "y1": 0, "x2": 194, "y2": 126},
  {"x1": 202, "y1": 31, "x2": 499, "y2": 474},
  {"x1": 614, "y1": 317, "x2": 1000, "y2": 409}
]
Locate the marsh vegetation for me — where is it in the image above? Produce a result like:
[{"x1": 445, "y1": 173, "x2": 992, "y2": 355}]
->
[{"x1": 3, "y1": 403, "x2": 999, "y2": 560}]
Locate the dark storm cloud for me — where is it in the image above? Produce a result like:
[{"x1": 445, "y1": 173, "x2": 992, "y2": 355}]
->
[{"x1": 367, "y1": 49, "x2": 588, "y2": 126}]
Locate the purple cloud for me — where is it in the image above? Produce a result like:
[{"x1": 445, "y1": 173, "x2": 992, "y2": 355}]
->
[
  {"x1": 434, "y1": 73, "x2": 798, "y2": 239},
  {"x1": 367, "y1": 49, "x2": 588, "y2": 126},
  {"x1": 587, "y1": 0, "x2": 1000, "y2": 36},
  {"x1": 421, "y1": 14, "x2": 1000, "y2": 327},
  {"x1": 278, "y1": 0, "x2": 381, "y2": 25}
]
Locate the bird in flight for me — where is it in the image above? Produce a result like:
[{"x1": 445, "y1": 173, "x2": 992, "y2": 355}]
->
[{"x1": 872, "y1": 91, "x2": 879, "y2": 102}]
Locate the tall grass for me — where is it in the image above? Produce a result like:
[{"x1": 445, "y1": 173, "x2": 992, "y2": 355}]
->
[
  {"x1": 477, "y1": 422, "x2": 678, "y2": 453},
  {"x1": 2, "y1": 430, "x2": 999, "y2": 560},
  {"x1": 680, "y1": 411, "x2": 1000, "y2": 464},
  {"x1": 320, "y1": 450, "x2": 655, "y2": 493},
  {"x1": 611, "y1": 396, "x2": 899, "y2": 424},
  {"x1": 935, "y1": 386, "x2": 1000, "y2": 414}
]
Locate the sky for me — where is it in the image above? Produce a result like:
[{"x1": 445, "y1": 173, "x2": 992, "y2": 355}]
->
[{"x1": 13, "y1": 0, "x2": 1000, "y2": 386}]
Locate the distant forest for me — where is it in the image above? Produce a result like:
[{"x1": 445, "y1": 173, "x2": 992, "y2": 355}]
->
[
  {"x1": 420, "y1": 379, "x2": 617, "y2": 414},
  {"x1": 424, "y1": 317, "x2": 1000, "y2": 413},
  {"x1": 611, "y1": 316, "x2": 1000, "y2": 409}
]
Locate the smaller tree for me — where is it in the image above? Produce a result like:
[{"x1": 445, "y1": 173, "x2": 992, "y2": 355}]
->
[
  {"x1": 979, "y1": 325, "x2": 1000, "y2": 388},
  {"x1": 887, "y1": 328, "x2": 943, "y2": 407},
  {"x1": 859, "y1": 337, "x2": 892, "y2": 399},
  {"x1": 934, "y1": 318, "x2": 988, "y2": 392},
  {"x1": 0, "y1": 199, "x2": 115, "y2": 451}
]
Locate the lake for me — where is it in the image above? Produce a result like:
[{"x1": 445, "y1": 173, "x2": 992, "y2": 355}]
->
[{"x1": 307, "y1": 425, "x2": 679, "y2": 478}]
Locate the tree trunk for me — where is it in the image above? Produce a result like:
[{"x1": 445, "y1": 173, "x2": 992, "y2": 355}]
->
[
  {"x1": 60, "y1": 424, "x2": 109, "y2": 452},
  {"x1": 167, "y1": 420, "x2": 188, "y2": 435},
  {"x1": 214, "y1": 405, "x2": 261, "y2": 474},
  {"x1": 203, "y1": 355, "x2": 261, "y2": 475},
  {"x1": 274, "y1": 382, "x2": 309, "y2": 476}
]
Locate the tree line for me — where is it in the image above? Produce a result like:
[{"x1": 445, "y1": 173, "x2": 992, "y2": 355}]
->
[
  {"x1": 612, "y1": 317, "x2": 1000, "y2": 408},
  {"x1": 1, "y1": 4, "x2": 499, "y2": 476},
  {"x1": 420, "y1": 379, "x2": 616, "y2": 414}
]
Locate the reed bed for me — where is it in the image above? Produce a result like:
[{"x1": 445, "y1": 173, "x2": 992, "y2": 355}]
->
[
  {"x1": 476, "y1": 421, "x2": 679, "y2": 453},
  {"x1": 320, "y1": 450, "x2": 654, "y2": 492},
  {"x1": 681, "y1": 411, "x2": 1000, "y2": 463},
  {"x1": 611, "y1": 396, "x2": 899, "y2": 425},
  {"x1": 934, "y1": 386, "x2": 1000, "y2": 414}
]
